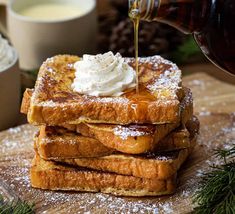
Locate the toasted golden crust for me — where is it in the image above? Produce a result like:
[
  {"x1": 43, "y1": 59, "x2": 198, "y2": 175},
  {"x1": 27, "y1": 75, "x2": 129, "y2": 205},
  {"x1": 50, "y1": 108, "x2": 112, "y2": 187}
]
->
[
  {"x1": 26, "y1": 55, "x2": 183, "y2": 125},
  {"x1": 21, "y1": 89, "x2": 32, "y2": 115},
  {"x1": 55, "y1": 146, "x2": 194, "y2": 180},
  {"x1": 72, "y1": 122, "x2": 176, "y2": 154},
  {"x1": 154, "y1": 116, "x2": 199, "y2": 152},
  {"x1": 31, "y1": 154, "x2": 176, "y2": 197},
  {"x1": 36, "y1": 126, "x2": 114, "y2": 159},
  {"x1": 36, "y1": 116, "x2": 199, "y2": 160}
]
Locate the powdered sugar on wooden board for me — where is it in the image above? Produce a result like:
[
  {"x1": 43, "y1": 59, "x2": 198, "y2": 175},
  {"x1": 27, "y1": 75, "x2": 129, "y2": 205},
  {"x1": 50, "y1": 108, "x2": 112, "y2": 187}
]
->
[
  {"x1": 0, "y1": 125, "x2": 38, "y2": 155},
  {"x1": 0, "y1": 112, "x2": 234, "y2": 213}
]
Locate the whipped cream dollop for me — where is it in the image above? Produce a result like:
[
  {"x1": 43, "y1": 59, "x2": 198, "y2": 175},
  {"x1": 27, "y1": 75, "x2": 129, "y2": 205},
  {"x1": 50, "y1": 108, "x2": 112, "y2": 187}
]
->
[
  {"x1": 72, "y1": 52, "x2": 136, "y2": 96},
  {"x1": 0, "y1": 34, "x2": 15, "y2": 71}
]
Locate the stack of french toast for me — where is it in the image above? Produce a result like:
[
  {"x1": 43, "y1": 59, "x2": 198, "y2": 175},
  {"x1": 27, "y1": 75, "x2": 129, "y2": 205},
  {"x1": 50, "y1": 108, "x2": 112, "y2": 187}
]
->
[{"x1": 21, "y1": 54, "x2": 199, "y2": 197}]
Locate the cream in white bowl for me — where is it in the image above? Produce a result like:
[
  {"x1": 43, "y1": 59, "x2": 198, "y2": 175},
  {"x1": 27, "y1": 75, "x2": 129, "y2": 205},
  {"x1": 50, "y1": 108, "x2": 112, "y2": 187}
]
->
[
  {"x1": 18, "y1": 2, "x2": 92, "y2": 21},
  {"x1": 0, "y1": 34, "x2": 15, "y2": 72}
]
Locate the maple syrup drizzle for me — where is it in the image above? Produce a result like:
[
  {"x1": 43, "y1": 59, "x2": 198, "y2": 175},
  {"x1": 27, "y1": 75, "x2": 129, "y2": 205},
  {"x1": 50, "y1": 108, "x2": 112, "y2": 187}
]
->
[{"x1": 129, "y1": 0, "x2": 140, "y2": 94}]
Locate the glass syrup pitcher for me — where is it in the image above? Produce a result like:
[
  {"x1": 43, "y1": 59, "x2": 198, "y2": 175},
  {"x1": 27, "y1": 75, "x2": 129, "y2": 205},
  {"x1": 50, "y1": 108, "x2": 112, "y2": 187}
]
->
[{"x1": 129, "y1": 0, "x2": 235, "y2": 75}]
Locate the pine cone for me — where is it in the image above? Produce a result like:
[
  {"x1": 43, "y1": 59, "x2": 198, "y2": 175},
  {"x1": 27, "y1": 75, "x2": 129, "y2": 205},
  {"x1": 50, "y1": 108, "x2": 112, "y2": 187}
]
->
[
  {"x1": 97, "y1": 8, "x2": 124, "y2": 53},
  {"x1": 109, "y1": 18, "x2": 187, "y2": 58},
  {"x1": 110, "y1": 0, "x2": 128, "y2": 15}
]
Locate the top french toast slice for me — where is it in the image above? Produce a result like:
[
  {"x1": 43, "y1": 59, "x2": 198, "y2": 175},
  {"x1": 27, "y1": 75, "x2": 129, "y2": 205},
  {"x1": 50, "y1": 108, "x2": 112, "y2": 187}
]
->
[{"x1": 27, "y1": 55, "x2": 183, "y2": 125}]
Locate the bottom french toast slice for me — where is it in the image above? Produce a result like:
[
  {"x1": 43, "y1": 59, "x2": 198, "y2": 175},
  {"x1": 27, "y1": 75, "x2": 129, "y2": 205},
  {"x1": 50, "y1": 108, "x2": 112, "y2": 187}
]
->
[{"x1": 31, "y1": 154, "x2": 176, "y2": 197}]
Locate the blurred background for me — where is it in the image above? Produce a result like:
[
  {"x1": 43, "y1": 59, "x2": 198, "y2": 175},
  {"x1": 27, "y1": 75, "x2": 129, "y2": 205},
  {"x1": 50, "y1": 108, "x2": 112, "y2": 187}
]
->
[{"x1": 0, "y1": 0, "x2": 205, "y2": 90}]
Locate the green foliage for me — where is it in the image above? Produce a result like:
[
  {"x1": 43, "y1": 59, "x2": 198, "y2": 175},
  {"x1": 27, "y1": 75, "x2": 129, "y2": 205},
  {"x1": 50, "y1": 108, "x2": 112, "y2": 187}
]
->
[
  {"x1": 171, "y1": 36, "x2": 201, "y2": 64},
  {"x1": 24, "y1": 69, "x2": 39, "y2": 80},
  {"x1": 193, "y1": 145, "x2": 235, "y2": 214},
  {"x1": 0, "y1": 194, "x2": 34, "y2": 214}
]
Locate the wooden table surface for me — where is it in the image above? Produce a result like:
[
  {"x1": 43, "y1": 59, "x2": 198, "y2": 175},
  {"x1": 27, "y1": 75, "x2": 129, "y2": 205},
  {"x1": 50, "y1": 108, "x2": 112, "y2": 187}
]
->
[{"x1": 0, "y1": 72, "x2": 235, "y2": 213}]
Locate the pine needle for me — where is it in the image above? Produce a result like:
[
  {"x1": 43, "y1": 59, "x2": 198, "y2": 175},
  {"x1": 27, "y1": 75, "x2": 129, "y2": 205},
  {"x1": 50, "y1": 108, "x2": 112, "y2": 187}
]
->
[
  {"x1": 193, "y1": 145, "x2": 235, "y2": 214},
  {"x1": 0, "y1": 194, "x2": 35, "y2": 214}
]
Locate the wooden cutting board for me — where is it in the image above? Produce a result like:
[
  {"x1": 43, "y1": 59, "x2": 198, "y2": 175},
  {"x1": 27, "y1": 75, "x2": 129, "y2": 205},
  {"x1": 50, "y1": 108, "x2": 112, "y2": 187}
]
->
[{"x1": 0, "y1": 72, "x2": 235, "y2": 214}]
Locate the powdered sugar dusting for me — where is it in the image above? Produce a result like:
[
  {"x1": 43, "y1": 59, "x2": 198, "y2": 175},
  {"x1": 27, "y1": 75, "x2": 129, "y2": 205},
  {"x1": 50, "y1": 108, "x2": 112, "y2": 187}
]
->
[
  {"x1": 125, "y1": 55, "x2": 179, "y2": 70},
  {"x1": 159, "y1": 202, "x2": 173, "y2": 213},
  {"x1": 146, "y1": 68, "x2": 181, "y2": 99},
  {"x1": 199, "y1": 111, "x2": 211, "y2": 116},
  {"x1": 86, "y1": 96, "x2": 129, "y2": 104},
  {"x1": 113, "y1": 125, "x2": 151, "y2": 140},
  {"x1": 40, "y1": 100, "x2": 59, "y2": 107},
  {"x1": 126, "y1": 56, "x2": 182, "y2": 100},
  {"x1": 180, "y1": 88, "x2": 193, "y2": 109}
]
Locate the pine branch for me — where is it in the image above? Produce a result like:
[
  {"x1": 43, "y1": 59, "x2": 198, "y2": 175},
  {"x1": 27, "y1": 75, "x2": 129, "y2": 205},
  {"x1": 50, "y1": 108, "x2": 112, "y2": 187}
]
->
[
  {"x1": 193, "y1": 145, "x2": 235, "y2": 214},
  {"x1": 0, "y1": 194, "x2": 35, "y2": 214},
  {"x1": 214, "y1": 146, "x2": 235, "y2": 164}
]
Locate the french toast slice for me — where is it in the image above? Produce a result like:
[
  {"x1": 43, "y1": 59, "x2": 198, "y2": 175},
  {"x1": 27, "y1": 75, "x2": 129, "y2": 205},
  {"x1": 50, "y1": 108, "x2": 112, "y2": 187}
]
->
[
  {"x1": 31, "y1": 154, "x2": 177, "y2": 197},
  {"x1": 26, "y1": 55, "x2": 183, "y2": 125},
  {"x1": 22, "y1": 87, "x2": 193, "y2": 154},
  {"x1": 35, "y1": 126, "x2": 114, "y2": 159},
  {"x1": 35, "y1": 116, "x2": 199, "y2": 160},
  {"x1": 55, "y1": 145, "x2": 195, "y2": 180}
]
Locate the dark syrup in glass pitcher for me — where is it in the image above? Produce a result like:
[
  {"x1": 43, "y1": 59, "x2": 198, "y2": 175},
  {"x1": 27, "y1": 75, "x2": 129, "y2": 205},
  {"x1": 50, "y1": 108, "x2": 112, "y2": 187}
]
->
[{"x1": 129, "y1": 0, "x2": 235, "y2": 75}]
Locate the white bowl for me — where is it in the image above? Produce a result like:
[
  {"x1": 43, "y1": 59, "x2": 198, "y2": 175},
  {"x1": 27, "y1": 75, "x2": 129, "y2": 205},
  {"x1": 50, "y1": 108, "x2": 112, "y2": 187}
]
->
[{"x1": 0, "y1": 48, "x2": 20, "y2": 130}]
